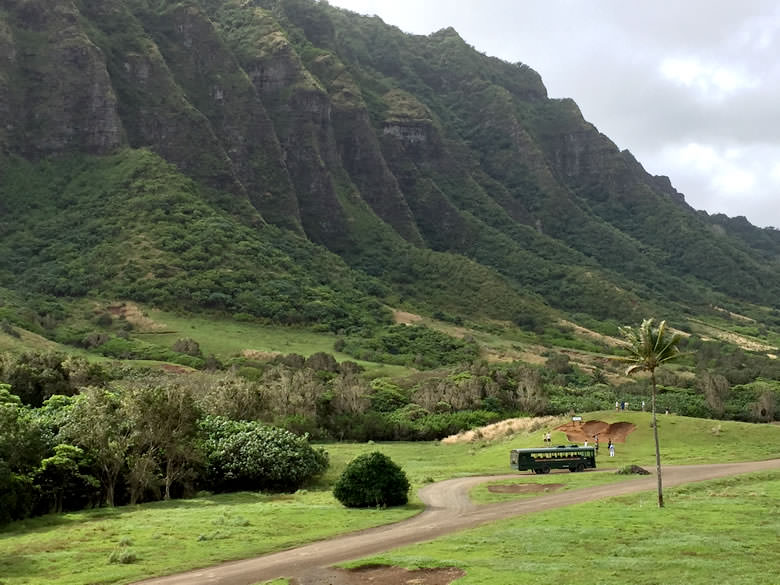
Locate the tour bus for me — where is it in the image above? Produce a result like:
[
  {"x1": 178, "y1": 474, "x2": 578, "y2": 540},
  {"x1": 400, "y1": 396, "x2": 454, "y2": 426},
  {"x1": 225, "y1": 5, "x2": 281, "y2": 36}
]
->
[{"x1": 510, "y1": 445, "x2": 596, "y2": 474}]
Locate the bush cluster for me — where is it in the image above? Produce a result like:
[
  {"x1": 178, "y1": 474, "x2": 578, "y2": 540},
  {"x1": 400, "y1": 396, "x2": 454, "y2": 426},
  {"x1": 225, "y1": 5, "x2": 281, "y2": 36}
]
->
[
  {"x1": 199, "y1": 416, "x2": 328, "y2": 492},
  {"x1": 341, "y1": 325, "x2": 479, "y2": 368}
]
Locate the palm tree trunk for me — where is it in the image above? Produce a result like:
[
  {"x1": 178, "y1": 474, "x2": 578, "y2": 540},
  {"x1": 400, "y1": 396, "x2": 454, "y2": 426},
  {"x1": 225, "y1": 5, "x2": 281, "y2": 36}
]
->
[{"x1": 651, "y1": 371, "x2": 664, "y2": 508}]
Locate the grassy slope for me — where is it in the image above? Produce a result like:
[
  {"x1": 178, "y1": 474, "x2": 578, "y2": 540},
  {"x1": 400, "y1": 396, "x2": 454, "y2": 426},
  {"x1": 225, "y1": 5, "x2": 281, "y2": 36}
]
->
[
  {"x1": 1, "y1": 415, "x2": 778, "y2": 585},
  {"x1": 133, "y1": 308, "x2": 413, "y2": 375}
]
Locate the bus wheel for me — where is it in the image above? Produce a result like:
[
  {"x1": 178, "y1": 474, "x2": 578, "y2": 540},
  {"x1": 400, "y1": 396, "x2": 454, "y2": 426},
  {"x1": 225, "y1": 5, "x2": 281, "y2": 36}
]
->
[
  {"x1": 541, "y1": 466, "x2": 550, "y2": 474},
  {"x1": 569, "y1": 466, "x2": 576, "y2": 473},
  {"x1": 576, "y1": 463, "x2": 585, "y2": 473}
]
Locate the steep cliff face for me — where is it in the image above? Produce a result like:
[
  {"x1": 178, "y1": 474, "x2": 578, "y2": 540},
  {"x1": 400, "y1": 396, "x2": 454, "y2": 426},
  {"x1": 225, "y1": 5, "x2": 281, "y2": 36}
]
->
[
  {"x1": 136, "y1": 1, "x2": 302, "y2": 232},
  {"x1": 0, "y1": 19, "x2": 16, "y2": 153},
  {"x1": 209, "y1": 2, "x2": 354, "y2": 249},
  {"x1": 377, "y1": 90, "x2": 471, "y2": 251},
  {"x1": 78, "y1": 0, "x2": 241, "y2": 194},
  {"x1": 1, "y1": 0, "x2": 124, "y2": 157},
  {"x1": 307, "y1": 53, "x2": 424, "y2": 246}
]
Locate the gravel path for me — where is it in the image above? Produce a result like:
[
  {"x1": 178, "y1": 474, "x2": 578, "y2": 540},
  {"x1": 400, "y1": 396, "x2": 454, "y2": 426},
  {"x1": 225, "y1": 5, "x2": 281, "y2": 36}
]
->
[{"x1": 134, "y1": 458, "x2": 780, "y2": 585}]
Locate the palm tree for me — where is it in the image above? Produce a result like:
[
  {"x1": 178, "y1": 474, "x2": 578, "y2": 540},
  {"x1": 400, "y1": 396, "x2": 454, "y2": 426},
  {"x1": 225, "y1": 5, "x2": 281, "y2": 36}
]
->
[{"x1": 618, "y1": 318, "x2": 682, "y2": 507}]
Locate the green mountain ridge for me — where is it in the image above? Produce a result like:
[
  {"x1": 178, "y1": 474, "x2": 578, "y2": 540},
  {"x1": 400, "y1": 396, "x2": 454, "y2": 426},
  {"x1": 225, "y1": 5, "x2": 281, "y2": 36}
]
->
[{"x1": 1, "y1": 0, "x2": 779, "y2": 332}]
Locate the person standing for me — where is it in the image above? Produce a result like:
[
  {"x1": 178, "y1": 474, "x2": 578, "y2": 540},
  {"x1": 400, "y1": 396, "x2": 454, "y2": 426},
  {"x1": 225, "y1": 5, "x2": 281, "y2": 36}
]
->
[{"x1": 608, "y1": 439, "x2": 615, "y2": 457}]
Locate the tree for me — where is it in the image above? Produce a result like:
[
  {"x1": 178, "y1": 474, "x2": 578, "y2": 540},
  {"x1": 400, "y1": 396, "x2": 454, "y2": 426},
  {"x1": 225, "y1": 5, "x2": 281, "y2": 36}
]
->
[
  {"x1": 61, "y1": 388, "x2": 132, "y2": 507},
  {"x1": 618, "y1": 318, "x2": 682, "y2": 508},
  {"x1": 696, "y1": 370, "x2": 730, "y2": 418},
  {"x1": 35, "y1": 444, "x2": 100, "y2": 514},
  {"x1": 515, "y1": 366, "x2": 548, "y2": 415},
  {"x1": 123, "y1": 383, "x2": 202, "y2": 500}
]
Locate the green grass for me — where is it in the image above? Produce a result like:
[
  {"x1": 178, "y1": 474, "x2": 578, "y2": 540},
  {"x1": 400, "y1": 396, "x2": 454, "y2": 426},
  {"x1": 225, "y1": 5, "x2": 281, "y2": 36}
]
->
[
  {"x1": 319, "y1": 412, "x2": 780, "y2": 486},
  {"x1": 572, "y1": 411, "x2": 780, "y2": 464},
  {"x1": 0, "y1": 330, "x2": 58, "y2": 353},
  {"x1": 1, "y1": 413, "x2": 778, "y2": 585},
  {"x1": 134, "y1": 309, "x2": 413, "y2": 375},
  {"x1": 350, "y1": 470, "x2": 780, "y2": 585},
  {"x1": 138, "y1": 309, "x2": 344, "y2": 357},
  {"x1": 0, "y1": 490, "x2": 419, "y2": 585}
]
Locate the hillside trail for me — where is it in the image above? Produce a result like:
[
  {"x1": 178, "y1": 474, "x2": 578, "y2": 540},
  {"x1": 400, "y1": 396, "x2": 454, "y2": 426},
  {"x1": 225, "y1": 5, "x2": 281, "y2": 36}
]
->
[{"x1": 134, "y1": 458, "x2": 780, "y2": 585}]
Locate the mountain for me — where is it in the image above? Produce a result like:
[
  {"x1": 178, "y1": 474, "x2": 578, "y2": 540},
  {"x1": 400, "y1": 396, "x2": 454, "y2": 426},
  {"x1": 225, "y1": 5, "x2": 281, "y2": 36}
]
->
[{"x1": 1, "y1": 0, "x2": 779, "y2": 334}]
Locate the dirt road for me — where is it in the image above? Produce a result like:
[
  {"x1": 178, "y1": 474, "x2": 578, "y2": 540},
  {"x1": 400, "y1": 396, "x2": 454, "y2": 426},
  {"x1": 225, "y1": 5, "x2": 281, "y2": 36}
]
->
[{"x1": 135, "y1": 459, "x2": 780, "y2": 585}]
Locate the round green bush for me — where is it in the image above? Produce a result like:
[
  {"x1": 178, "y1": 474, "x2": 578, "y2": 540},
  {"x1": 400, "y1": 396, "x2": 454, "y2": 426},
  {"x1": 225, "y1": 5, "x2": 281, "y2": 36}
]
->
[{"x1": 333, "y1": 451, "x2": 409, "y2": 508}]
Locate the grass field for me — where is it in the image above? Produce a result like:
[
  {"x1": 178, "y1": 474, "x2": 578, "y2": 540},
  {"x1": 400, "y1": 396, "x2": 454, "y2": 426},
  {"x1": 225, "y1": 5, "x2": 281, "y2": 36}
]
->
[
  {"x1": 351, "y1": 470, "x2": 780, "y2": 585},
  {"x1": 0, "y1": 491, "x2": 420, "y2": 585},
  {"x1": 1, "y1": 414, "x2": 778, "y2": 585},
  {"x1": 134, "y1": 309, "x2": 412, "y2": 375}
]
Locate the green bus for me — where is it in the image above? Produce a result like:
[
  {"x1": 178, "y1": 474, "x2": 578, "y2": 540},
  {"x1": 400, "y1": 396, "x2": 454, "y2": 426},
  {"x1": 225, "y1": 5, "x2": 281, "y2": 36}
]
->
[{"x1": 510, "y1": 445, "x2": 596, "y2": 474}]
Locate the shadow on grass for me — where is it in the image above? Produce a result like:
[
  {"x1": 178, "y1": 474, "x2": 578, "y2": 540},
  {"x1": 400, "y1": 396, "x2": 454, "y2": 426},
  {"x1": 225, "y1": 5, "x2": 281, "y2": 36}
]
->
[{"x1": 0, "y1": 489, "x2": 334, "y2": 537}]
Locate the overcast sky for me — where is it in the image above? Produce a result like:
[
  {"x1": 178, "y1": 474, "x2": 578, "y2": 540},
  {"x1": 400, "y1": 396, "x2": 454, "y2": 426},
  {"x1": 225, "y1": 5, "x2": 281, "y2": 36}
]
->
[{"x1": 327, "y1": 0, "x2": 780, "y2": 228}]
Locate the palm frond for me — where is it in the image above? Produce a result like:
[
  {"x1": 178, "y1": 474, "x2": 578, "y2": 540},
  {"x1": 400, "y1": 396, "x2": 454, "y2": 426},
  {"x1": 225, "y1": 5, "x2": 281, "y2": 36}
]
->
[{"x1": 616, "y1": 317, "x2": 682, "y2": 374}]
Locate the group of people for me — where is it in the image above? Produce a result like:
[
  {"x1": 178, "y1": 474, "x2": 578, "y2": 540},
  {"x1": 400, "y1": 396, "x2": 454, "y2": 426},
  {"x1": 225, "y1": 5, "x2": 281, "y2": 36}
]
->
[
  {"x1": 615, "y1": 400, "x2": 647, "y2": 411},
  {"x1": 591, "y1": 434, "x2": 615, "y2": 456}
]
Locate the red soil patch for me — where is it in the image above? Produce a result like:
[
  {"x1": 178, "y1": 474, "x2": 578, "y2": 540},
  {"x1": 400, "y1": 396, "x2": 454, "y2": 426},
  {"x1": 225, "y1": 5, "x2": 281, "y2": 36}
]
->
[
  {"x1": 555, "y1": 420, "x2": 636, "y2": 443},
  {"x1": 160, "y1": 364, "x2": 192, "y2": 374},
  {"x1": 292, "y1": 565, "x2": 464, "y2": 585},
  {"x1": 488, "y1": 483, "x2": 564, "y2": 494}
]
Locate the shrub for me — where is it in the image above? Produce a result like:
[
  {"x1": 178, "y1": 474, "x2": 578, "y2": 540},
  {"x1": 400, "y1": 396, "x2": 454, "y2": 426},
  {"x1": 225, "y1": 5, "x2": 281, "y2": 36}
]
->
[
  {"x1": 333, "y1": 451, "x2": 409, "y2": 508},
  {"x1": 108, "y1": 548, "x2": 137, "y2": 564},
  {"x1": 172, "y1": 338, "x2": 202, "y2": 357},
  {"x1": 342, "y1": 325, "x2": 479, "y2": 368},
  {"x1": 95, "y1": 313, "x2": 113, "y2": 327},
  {"x1": 198, "y1": 416, "x2": 329, "y2": 492}
]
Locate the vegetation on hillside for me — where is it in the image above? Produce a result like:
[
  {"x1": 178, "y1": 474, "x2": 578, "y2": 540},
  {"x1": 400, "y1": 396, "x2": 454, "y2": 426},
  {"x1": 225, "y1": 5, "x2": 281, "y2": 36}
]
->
[
  {"x1": 3, "y1": 0, "x2": 780, "y2": 335},
  {"x1": 2, "y1": 325, "x2": 778, "y2": 525}
]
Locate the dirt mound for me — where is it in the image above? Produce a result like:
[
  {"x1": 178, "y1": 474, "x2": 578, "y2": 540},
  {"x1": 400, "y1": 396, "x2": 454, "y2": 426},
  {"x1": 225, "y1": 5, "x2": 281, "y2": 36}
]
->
[
  {"x1": 581, "y1": 420, "x2": 610, "y2": 436},
  {"x1": 617, "y1": 465, "x2": 651, "y2": 475},
  {"x1": 292, "y1": 565, "x2": 464, "y2": 585},
  {"x1": 487, "y1": 483, "x2": 564, "y2": 494},
  {"x1": 554, "y1": 420, "x2": 636, "y2": 443},
  {"x1": 441, "y1": 415, "x2": 565, "y2": 443}
]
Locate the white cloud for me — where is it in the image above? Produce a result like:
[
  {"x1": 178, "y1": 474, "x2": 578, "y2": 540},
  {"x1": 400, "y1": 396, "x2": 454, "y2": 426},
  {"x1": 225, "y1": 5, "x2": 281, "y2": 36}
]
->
[
  {"x1": 651, "y1": 143, "x2": 780, "y2": 224},
  {"x1": 659, "y1": 58, "x2": 758, "y2": 99}
]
